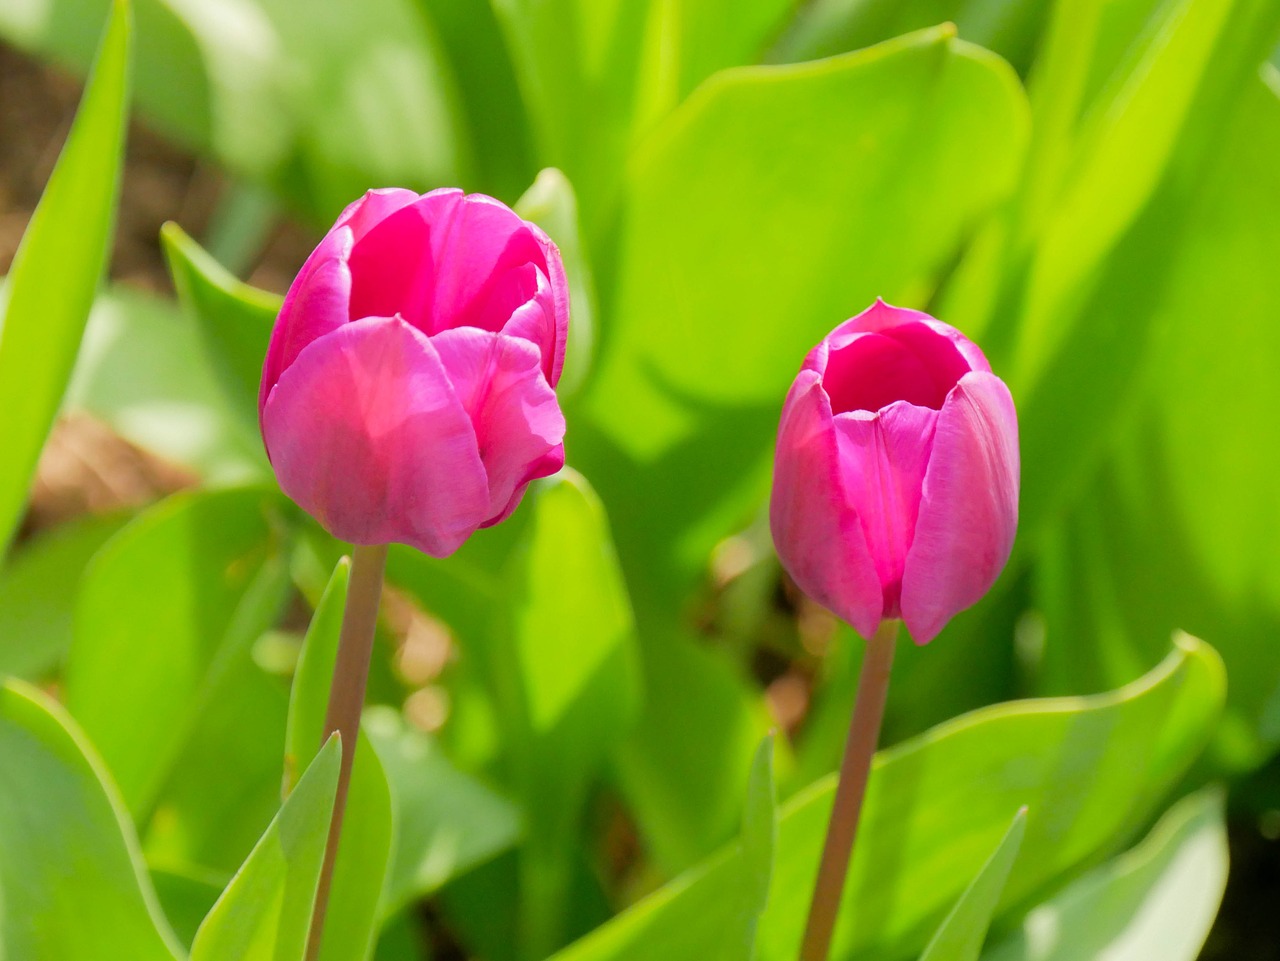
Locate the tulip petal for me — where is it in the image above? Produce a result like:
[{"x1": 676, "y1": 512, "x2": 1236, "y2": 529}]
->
[
  {"x1": 347, "y1": 191, "x2": 557, "y2": 347},
  {"x1": 335, "y1": 187, "x2": 422, "y2": 242},
  {"x1": 900, "y1": 372, "x2": 1019, "y2": 643},
  {"x1": 262, "y1": 316, "x2": 490, "y2": 557},
  {"x1": 833, "y1": 400, "x2": 938, "y2": 617},
  {"x1": 259, "y1": 226, "x2": 354, "y2": 420},
  {"x1": 432, "y1": 327, "x2": 567, "y2": 524},
  {"x1": 498, "y1": 264, "x2": 562, "y2": 385},
  {"x1": 770, "y1": 372, "x2": 883, "y2": 637}
]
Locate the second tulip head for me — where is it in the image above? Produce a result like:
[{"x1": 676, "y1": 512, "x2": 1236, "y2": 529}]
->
[
  {"x1": 770, "y1": 300, "x2": 1019, "y2": 644},
  {"x1": 259, "y1": 188, "x2": 569, "y2": 557}
]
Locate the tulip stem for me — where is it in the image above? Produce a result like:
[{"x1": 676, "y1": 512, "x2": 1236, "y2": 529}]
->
[
  {"x1": 798, "y1": 618, "x2": 899, "y2": 961},
  {"x1": 305, "y1": 542, "x2": 388, "y2": 961}
]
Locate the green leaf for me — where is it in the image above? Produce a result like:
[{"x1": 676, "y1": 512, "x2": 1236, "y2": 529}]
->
[
  {"x1": 515, "y1": 168, "x2": 597, "y2": 398},
  {"x1": 0, "y1": 0, "x2": 130, "y2": 554},
  {"x1": 919, "y1": 809, "x2": 1026, "y2": 961},
  {"x1": 984, "y1": 790, "x2": 1228, "y2": 961},
  {"x1": 64, "y1": 487, "x2": 289, "y2": 818},
  {"x1": 189, "y1": 735, "x2": 341, "y2": 961},
  {"x1": 150, "y1": 868, "x2": 225, "y2": 950},
  {"x1": 65, "y1": 285, "x2": 269, "y2": 482},
  {"x1": 549, "y1": 635, "x2": 1223, "y2": 961},
  {"x1": 286, "y1": 558, "x2": 394, "y2": 961},
  {"x1": 0, "y1": 510, "x2": 127, "y2": 679},
  {"x1": 160, "y1": 221, "x2": 281, "y2": 431},
  {"x1": 494, "y1": 471, "x2": 640, "y2": 955},
  {"x1": 365, "y1": 706, "x2": 523, "y2": 914},
  {"x1": 740, "y1": 734, "x2": 777, "y2": 959},
  {"x1": 0, "y1": 679, "x2": 182, "y2": 960}
]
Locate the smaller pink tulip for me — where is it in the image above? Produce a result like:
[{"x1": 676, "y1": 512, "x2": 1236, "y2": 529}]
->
[
  {"x1": 259, "y1": 188, "x2": 568, "y2": 557},
  {"x1": 770, "y1": 300, "x2": 1018, "y2": 643}
]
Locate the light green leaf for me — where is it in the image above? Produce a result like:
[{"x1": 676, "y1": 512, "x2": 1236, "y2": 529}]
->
[
  {"x1": 919, "y1": 809, "x2": 1026, "y2": 961},
  {"x1": 0, "y1": 510, "x2": 127, "y2": 679},
  {"x1": 189, "y1": 735, "x2": 341, "y2": 961},
  {"x1": 365, "y1": 706, "x2": 523, "y2": 915},
  {"x1": 983, "y1": 790, "x2": 1228, "y2": 961},
  {"x1": 0, "y1": 679, "x2": 182, "y2": 960},
  {"x1": 515, "y1": 168, "x2": 596, "y2": 398},
  {"x1": 495, "y1": 471, "x2": 640, "y2": 955},
  {"x1": 550, "y1": 635, "x2": 1223, "y2": 961},
  {"x1": 65, "y1": 285, "x2": 269, "y2": 482},
  {"x1": 286, "y1": 558, "x2": 393, "y2": 961},
  {"x1": 65, "y1": 487, "x2": 289, "y2": 818},
  {"x1": 160, "y1": 221, "x2": 281, "y2": 431},
  {"x1": 0, "y1": 0, "x2": 130, "y2": 554},
  {"x1": 741, "y1": 734, "x2": 777, "y2": 959}
]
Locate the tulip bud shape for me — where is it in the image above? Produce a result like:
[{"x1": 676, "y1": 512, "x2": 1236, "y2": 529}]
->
[
  {"x1": 259, "y1": 188, "x2": 568, "y2": 556},
  {"x1": 770, "y1": 300, "x2": 1018, "y2": 643}
]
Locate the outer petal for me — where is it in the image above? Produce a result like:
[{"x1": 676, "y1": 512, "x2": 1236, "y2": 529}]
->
[
  {"x1": 900, "y1": 372, "x2": 1019, "y2": 643},
  {"x1": 770, "y1": 371, "x2": 883, "y2": 638},
  {"x1": 334, "y1": 187, "x2": 422, "y2": 242},
  {"x1": 262, "y1": 316, "x2": 491, "y2": 557},
  {"x1": 259, "y1": 226, "x2": 354, "y2": 421},
  {"x1": 431, "y1": 327, "x2": 566, "y2": 524},
  {"x1": 833, "y1": 401, "x2": 939, "y2": 617}
]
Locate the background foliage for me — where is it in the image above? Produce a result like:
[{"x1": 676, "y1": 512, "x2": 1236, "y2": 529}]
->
[{"x1": 1, "y1": 0, "x2": 1278, "y2": 958}]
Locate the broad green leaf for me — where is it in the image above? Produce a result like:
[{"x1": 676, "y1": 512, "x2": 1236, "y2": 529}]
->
[
  {"x1": 161, "y1": 221, "x2": 281, "y2": 430},
  {"x1": 740, "y1": 734, "x2": 777, "y2": 959},
  {"x1": 189, "y1": 735, "x2": 341, "y2": 961},
  {"x1": 1027, "y1": 67, "x2": 1280, "y2": 762},
  {"x1": 515, "y1": 168, "x2": 597, "y2": 398},
  {"x1": 983, "y1": 790, "x2": 1227, "y2": 961},
  {"x1": 771, "y1": 0, "x2": 1052, "y2": 75},
  {"x1": 550, "y1": 635, "x2": 1223, "y2": 961},
  {"x1": 919, "y1": 809, "x2": 1026, "y2": 961},
  {"x1": 614, "y1": 632, "x2": 775, "y2": 872},
  {"x1": 0, "y1": 510, "x2": 127, "y2": 679},
  {"x1": 0, "y1": 0, "x2": 130, "y2": 554},
  {"x1": 286, "y1": 558, "x2": 394, "y2": 961},
  {"x1": 65, "y1": 285, "x2": 268, "y2": 482},
  {"x1": 365, "y1": 706, "x2": 522, "y2": 914},
  {"x1": 494, "y1": 471, "x2": 640, "y2": 956},
  {"x1": 65, "y1": 487, "x2": 289, "y2": 817},
  {"x1": 0, "y1": 679, "x2": 182, "y2": 960}
]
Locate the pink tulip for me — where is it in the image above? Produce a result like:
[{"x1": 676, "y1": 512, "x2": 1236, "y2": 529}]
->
[
  {"x1": 770, "y1": 300, "x2": 1018, "y2": 643},
  {"x1": 259, "y1": 188, "x2": 568, "y2": 557}
]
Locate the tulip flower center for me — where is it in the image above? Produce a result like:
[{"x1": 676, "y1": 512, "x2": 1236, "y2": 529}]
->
[{"x1": 823, "y1": 323, "x2": 969, "y2": 414}]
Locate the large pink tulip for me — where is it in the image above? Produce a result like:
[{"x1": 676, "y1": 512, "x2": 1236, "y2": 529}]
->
[
  {"x1": 770, "y1": 300, "x2": 1018, "y2": 643},
  {"x1": 259, "y1": 188, "x2": 568, "y2": 557}
]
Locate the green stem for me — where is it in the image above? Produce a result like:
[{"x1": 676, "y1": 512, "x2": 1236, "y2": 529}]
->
[
  {"x1": 305, "y1": 542, "x2": 388, "y2": 961},
  {"x1": 798, "y1": 619, "x2": 899, "y2": 961}
]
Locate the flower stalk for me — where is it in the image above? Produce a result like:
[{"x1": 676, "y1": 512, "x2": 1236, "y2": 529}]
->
[
  {"x1": 305, "y1": 542, "x2": 388, "y2": 961},
  {"x1": 798, "y1": 619, "x2": 899, "y2": 961}
]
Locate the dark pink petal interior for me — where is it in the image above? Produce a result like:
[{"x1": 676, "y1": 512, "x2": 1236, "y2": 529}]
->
[{"x1": 824, "y1": 323, "x2": 970, "y2": 414}]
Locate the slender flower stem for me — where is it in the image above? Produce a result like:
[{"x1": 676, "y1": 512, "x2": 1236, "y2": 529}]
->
[
  {"x1": 798, "y1": 619, "x2": 899, "y2": 961},
  {"x1": 306, "y1": 542, "x2": 388, "y2": 961}
]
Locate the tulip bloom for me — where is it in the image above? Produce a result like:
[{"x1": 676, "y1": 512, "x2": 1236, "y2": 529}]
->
[
  {"x1": 259, "y1": 188, "x2": 568, "y2": 556},
  {"x1": 770, "y1": 300, "x2": 1018, "y2": 643}
]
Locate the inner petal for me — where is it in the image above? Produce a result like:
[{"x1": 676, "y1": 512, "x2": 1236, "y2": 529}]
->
[
  {"x1": 825, "y1": 323, "x2": 968, "y2": 413},
  {"x1": 833, "y1": 401, "x2": 938, "y2": 616}
]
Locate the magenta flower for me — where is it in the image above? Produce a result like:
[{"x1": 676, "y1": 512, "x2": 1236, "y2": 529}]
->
[
  {"x1": 770, "y1": 300, "x2": 1019, "y2": 643},
  {"x1": 259, "y1": 188, "x2": 568, "y2": 557}
]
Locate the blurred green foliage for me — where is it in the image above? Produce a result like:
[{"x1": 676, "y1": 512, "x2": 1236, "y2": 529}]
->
[{"x1": 1, "y1": 0, "x2": 1279, "y2": 959}]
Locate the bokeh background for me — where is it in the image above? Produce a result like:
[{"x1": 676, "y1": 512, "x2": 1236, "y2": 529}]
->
[{"x1": 2, "y1": 0, "x2": 1280, "y2": 958}]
